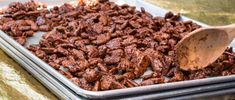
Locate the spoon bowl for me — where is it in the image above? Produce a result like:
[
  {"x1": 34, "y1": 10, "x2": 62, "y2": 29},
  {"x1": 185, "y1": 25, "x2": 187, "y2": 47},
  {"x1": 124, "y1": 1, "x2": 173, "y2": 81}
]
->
[{"x1": 176, "y1": 24, "x2": 235, "y2": 71}]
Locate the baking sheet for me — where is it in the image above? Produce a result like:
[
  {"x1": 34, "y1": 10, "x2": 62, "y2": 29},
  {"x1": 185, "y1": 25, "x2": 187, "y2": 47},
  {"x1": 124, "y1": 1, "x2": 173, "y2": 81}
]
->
[
  {"x1": 0, "y1": 0, "x2": 234, "y2": 99},
  {"x1": 2, "y1": 36, "x2": 235, "y2": 100}
]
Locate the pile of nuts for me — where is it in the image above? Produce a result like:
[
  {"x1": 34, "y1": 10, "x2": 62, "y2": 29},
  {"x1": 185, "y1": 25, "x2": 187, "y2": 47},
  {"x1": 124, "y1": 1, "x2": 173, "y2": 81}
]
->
[{"x1": 0, "y1": 0, "x2": 234, "y2": 91}]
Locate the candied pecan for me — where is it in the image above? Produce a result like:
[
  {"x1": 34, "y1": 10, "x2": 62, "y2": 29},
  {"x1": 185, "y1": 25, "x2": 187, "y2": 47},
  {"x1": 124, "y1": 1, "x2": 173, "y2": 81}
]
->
[
  {"x1": 120, "y1": 21, "x2": 128, "y2": 30},
  {"x1": 98, "y1": 45, "x2": 107, "y2": 57},
  {"x1": 171, "y1": 13, "x2": 180, "y2": 20},
  {"x1": 92, "y1": 81, "x2": 101, "y2": 91},
  {"x1": 28, "y1": 45, "x2": 40, "y2": 52},
  {"x1": 70, "y1": 77, "x2": 80, "y2": 85},
  {"x1": 122, "y1": 35, "x2": 138, "y2": 46},
  {"x1": 83, "y1": 68, "x2": 100, "y2": 82},
  {"x1": 124, "y1": 44, "x2": 137, "y2": 60},
  {"x1": 48, "y1": 62, "x2": 60, "y2": 70},
  {"x1": 104, "y1": 55, "x2": 121, "y2": 64},
  {"x1": 150, "y1": 58, "x2": 168, "y2": 74},
  {"x1": 92, "y1": 24, "x2": 103, "y2": 34},
  {"x1": 165, "y1": 12, "x2": 174, "y2": 19},
  {"x1": 25, "y1": 20, "x2": 38, "y2": 31},
  {"x1": 1, "y1": 20, "x2": 15, "y2": 31},
  {"x1": 99, "y1": 14, "x2": 109, "y2": 25},
  {"x1": 92, "y1": 33, "x2": 111, "y2": 45},
  {"x1": 39, "y1": 25, "x2": 51, "y2": 32},
  {"x1": 97, "y1": 63, "x2": 108, "y2": 72},
  {"x1": 114, "y1": 75, "x2": 125, "y2": 81},
  {"x1": 59, "y1": 70, "x2": 73, "y2": 79},
  {"x1": 140, "y1": 77, "x2": 165, "y2": 86},
  {"x1": 169, "y1": 69, "x2": 185, "y2": 82},
  {"x1": 77, "y1": 59, "x2": 90, "y2": 71},
  {"x1": 75, "y1": 71, "x2": 84, "y2": 77},
  {"x1": 222, "y1": 70, "x2": 232, "y2": 76},
  {"x1": 129, "y1": 20, "x2": 141, "y2": 28},
  {"x1": 61, "y1": 59, "x2": 76, "y2": 68},
  {"x1": 86, "y1": 45, "x2": 99, "y2": 58},
  {"x1": 125, "y1": 79, "x2": 138, "y2": 87},
  {"x1": 108, "y1": 49, "x2": 124, "y2": 56},
  {"x1": 41, "y1": 47, "x2": 55, "y2": 54},
  {"x1": 58, "y1": 43, "x2": 75, "y2": 48},
  {"x1": 106, "y1": 38, "x2": 122, "y2": 50},
  {"x1": 88, "y1": 58, "x2": 103, "y2": 66},
  {"x1": 55, "y1": 46, "x2": 69, "y2": 56},
  {"x1": 15, "y1": 36, "x2": 26, "y2": 45},
  {"x1": 75, "y1": 39, "x2": 90, "y2": 47},
  {"x1": 141, "y1": 73, "x2": 154, "y2": 80},
  {"x1": 189, "y1": 70, "x2": 207, "y2": 80},
  {"x1": 71, "y1": 49, "x2": 85, "y2": 60},
  {"x1": 100, "y1": 75, "x2": 113, "y2": 90},
  {"x1": 18, "y1": 26, "x2": 31, "y2": 31},
  {"x1": 109, "y1": 67, "x2": 118, "y2": 74},
  {"x1": 123, "y1": 72, "x2": 135, "y2": 79},
  {"x1": 12, "y1": 11, "x2": 26, "y2": 19},
  {"x1": 43, "y1": 29, "x2": 62, "y2": 41},
  {"x1": 24, "y1": 30, "x2": 34, "y2": 36},
  {"x1": 118, "y1": 58, "x2": 133, "y2": 72},
  {"x1": 104, "y1": 49, "x2": 123, "y2": 64},
  {"x1": 39, "y1": 39, "x2": 51, "y2": 47},
  {"x1": 100, "y1": 75, "x2": 125, "y2": 90},
  {"x1": 156, "y1": 45, "x2": 170, "y2": 53},
  {"x1": 136, "y1": 27, "x2": 152, "y2": 38},
  {"x1": 111, "y1": 30, "x2": 123, "y2": 38},
  {"x1": 231, "y1": 67, "x2": 235, "y2": 74},
  {"x1": 134, "y1": 55, "x2": 150, "y2": 77},
  {"x1": 35, "y1": 50, "x2": 46, "y2": 59},
  {"x1": 111, "y1": 80, "x2": 126, "y2": 89},
  {"x1": 78, "y1": 78, "x2": 93, "y2": 91}
]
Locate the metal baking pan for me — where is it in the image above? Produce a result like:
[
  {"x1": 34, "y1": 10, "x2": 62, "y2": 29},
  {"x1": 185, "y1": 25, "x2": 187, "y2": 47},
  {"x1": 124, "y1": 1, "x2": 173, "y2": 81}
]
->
[
  {"x1": 0, "y1": 38, "x2": 80, "y2": 99},
  {"x1": 1, "y1": 36, "x2": 235, "y2": 100},
  {"x1": 166, "y1": 88, "x2": 235, "y2": 100},
  {"x1": 117, "y1": 82, "x2": 235, "y2": 100},
  {"x1": 0, "y1": 0, "x2": 234, "y2": 99}
]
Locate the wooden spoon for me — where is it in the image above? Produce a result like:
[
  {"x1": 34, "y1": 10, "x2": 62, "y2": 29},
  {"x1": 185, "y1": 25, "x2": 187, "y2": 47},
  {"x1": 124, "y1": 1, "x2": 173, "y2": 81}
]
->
[{"x1": 176, "y1": 24, "x2": 235, "y2": 71}]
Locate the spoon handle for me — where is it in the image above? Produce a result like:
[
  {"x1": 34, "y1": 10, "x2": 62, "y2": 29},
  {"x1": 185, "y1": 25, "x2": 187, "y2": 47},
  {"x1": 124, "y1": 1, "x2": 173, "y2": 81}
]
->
[{"x1": 220, "y1": 23, "x2": 235, "y2": 42}]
